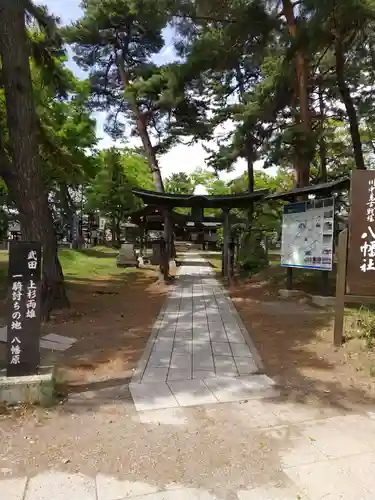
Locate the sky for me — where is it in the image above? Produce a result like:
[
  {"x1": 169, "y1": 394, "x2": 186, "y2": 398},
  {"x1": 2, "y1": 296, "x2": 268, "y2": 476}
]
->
[{"x1": 40, "y1": 0, "x2": 255, "y2": 182}]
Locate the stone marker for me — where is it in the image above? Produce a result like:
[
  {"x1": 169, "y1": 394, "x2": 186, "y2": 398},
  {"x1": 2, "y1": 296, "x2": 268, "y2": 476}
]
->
[
  {"x1": 7, "y1": 241, "x2": 42, "y2": 377},
  {"x1": 116, "y1": 242, "x2": 137, "y2": 267}
]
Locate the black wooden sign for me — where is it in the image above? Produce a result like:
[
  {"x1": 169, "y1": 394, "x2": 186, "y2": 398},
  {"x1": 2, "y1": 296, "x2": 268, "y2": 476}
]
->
[
  {"x1": 346, "y1": 170, "x2": 375, "y2": 296},
  {"x1": 6, "y1": 241, "x2": 42, "y2": 377}
]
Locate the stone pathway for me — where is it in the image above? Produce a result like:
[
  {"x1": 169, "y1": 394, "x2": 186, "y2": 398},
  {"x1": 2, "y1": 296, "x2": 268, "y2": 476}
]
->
[
  {"x1": 4, "y1": 253, "x2": 375, "y2": 499},
  {"x1": 129, "y1": 255, "x2": 276, "y2": 411}
]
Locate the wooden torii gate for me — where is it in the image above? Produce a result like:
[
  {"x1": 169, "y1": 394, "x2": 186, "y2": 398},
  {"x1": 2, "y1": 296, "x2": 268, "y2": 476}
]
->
[{"x1": 132, "y1": 188, "x2": 268, "y2": 281}]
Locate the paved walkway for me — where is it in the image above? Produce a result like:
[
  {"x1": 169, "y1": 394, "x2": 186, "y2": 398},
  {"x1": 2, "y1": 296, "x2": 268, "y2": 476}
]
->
[
  {"x1": 129, "y1": 255, "x2": 276, "y2": 411},
  {"x1": 3, "y1": 254, "x2": 375, "y2": 499}
]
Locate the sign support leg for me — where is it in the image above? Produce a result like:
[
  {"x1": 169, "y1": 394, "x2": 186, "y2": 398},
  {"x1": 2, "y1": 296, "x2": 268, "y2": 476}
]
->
[{"x1": 334, "y1": 229, "x2": 348, "y2": 346}]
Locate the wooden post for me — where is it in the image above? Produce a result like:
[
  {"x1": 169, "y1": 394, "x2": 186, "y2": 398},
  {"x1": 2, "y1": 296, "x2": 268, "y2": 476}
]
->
[
  {"x1": 334, "y1": 229, "x2": 348, "y2": 346},
  {"x1": 163, "y1": 209, "x2": 172, "y2": 281},
  {"x1": 222, "y1": 208, "x2": 230, "y2": 280},
  {"x1": 321, "y1": 270, "x2": 329, "y2": 297},
  {"x1": 286, "y1": 267, "x2": 293, "y2": 290}
]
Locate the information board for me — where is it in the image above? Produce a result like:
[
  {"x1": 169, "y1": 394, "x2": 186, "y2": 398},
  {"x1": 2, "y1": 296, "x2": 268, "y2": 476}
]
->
[
  {"x1": 6, "y1": 241, "x2": 42, "y2": 377},
  {"x1": 281, "y1": 198, "x2": 334, "y2": 270}
]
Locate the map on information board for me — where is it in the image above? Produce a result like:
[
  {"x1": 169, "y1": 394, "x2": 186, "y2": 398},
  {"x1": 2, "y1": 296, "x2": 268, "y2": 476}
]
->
[{"x1": 281, "y1": 198, "x2": 334, "y2": 270}]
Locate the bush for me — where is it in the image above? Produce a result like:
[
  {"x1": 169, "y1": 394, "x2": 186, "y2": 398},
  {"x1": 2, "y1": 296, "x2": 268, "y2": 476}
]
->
[{"x1": 239, "y1": 230, "x2": 268, "y2": 275}]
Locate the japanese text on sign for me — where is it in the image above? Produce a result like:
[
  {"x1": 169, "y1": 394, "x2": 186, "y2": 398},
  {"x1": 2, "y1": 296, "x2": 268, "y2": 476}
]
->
[
  {"x1": 10, "y1": 278, "x2": 23, "y2": 364},
  {"x1": 26, "y1": 280, "x2": 37, "y2": 319},
  {"x1": 27, "y1": 250, "x2": 38, "y2": 270},
  {"x1": 360, "y1": 178, "x2": 375, "y2": 273},
  {"x1": 7, "y1": 241, "x2": 42, "y2": 377}
]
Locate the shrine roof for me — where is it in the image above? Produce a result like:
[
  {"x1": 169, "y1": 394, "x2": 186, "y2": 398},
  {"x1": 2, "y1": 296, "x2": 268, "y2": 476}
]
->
[
  {"x1": 132, "y1": 188, "x2": 268, "y2": 208},
  {"x1": 265, "y1": 177, "x2": 350, "y2": 202}
]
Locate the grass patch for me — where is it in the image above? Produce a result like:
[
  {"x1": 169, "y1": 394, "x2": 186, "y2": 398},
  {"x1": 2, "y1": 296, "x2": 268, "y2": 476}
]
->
[
  {"x1": 0, "y1": 246, "x2": 136, "y2": 288},
  {"x1": 207, "y1": 254, "x2": 221, "y2": 272},
  {"x1": 59, "y1": 246, "x2": 132, "y2": 282}
]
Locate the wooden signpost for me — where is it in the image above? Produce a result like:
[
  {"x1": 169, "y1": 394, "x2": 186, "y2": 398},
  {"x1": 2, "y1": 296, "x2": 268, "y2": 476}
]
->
[
  {"x1": 334, "y1": 170, "x2": 375, "y2": 345},
  {"x1": 6, "y1": 241, "x2": 42, "y2": 377}
]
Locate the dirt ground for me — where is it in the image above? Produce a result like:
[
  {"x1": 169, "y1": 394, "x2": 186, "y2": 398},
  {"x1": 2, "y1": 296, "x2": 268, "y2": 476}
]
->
[
  {"x1": 39, "y1": 268, "x2": 169, "y2": 392},
  {"x1": 228, "y1": 269, "x2": 375, "y2": 412}
]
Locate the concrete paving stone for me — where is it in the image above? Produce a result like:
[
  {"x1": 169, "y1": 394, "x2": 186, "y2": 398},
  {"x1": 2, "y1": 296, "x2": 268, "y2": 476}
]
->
[
  {"x1": 203, "y1": 377, "x2": 253, "y2": 403},
  {"x1": 129, "y1": 382, "x2": 178, "y2": 411},
  {"x1": 174, "y1": 330, "x2": 193, "y2": 341},
  {"x1": 193, "y1": 360, "x2": 215, "y2": 372},
  {"x1": 176, "y1": 320, "x2": 192, "y2": 327},
  {"x1": 193, "y1": 330, "x2": 210, "y2": 340},
  {"x1": 142, "y1": 367, "x2": 169, "y2": 382},
  {"x1": 167, "y1": 369, "x2": 192, "y2": 382},
  {"x1": 230, "y1": 399, "x2": 283, "y2": 428},
  {"x1": 211, "y1": 342, "x2": 232, "y2": 356},
  {"x1": 40, "y1": 339, "x2": 70, "y2": 351},
  {"x1": 226, "y1": 333, "x2": 246, "y2": 344},
  {"x1": 25, "y1": 472, "x2": 96, "y2": 500},
  {"x1": 136, "y1": 407, "x2": 189, "y2": 426},
  {"x1": 96, "y1": 474, "x2": 159, "y2": 500},
  {"x1": 207, "y1": 324, "x2": 225, "y2": 333},
  {"x1": 193, "y1": 349, "x2": 214, "y2": 361},
  {"x1": 170, "y1": 354, "x2": 192, "y2": 370},
  {"x1": 194, "y1": 315, "x2": 208, "y2": 322},
  {"x1": 152, "y1": 340, "x2": 174, "y2": 353},
  {"x1": 42, "y1": 333, "x2": 77, "y2": 345},
  {"x1": 279, "y1": 435, "x2": 327, "y2": 468},
  {"x1": 193, "y1": 323, "x2": 209, "y2": 337},
  {"x1": 332, "y1": 452, "x2": 375, "y2": 492},
  {"x1": 192, "y1": 370, "x2": 216, "y2": 380},
  {"x1": 234, "y1": 357, "x2": 258, "y2": 375},
  {"x1": 238, "y1": 481, "x2": 309, "y2": 500},
  {"x1": 0, "y1": 476, "x2": 27, "y2": 500},
  {"x1": 142, "y1": 488, "x2": 219, "y2": 499},
  {"x1": 209, "y1": 331, "x2": 229, "y2": 342},
  {"x1": 214, "y1": 355, "x2": 238, "y2": 375},
  {"x1": 298, "y1": 417, "x2": 374, "y2": 458},
  {"x1": 168, "y1": 379, "x2": 218, "y2": 407},
  {"x1": 230, "y1": 343, "x2": 252, "y2": 357},
  {"x1": 208, "y1": 319, "x2": 224, "y2": 327},
  {"x1": 239, "y1": 374, "x2": 276, "y2": 390},
  {"x1": 284, "y1": 459, "x2": 373, "y2": 500},
  {"x1": 157, "y1": 329, "x2": 176, "y2": 338},
  {"x1": 267, "y1": 402, "x2": 332, "y2": 425},
  {"x1": 148, "y1": 351, "x2": 172, "y2": 367},
  {"x1": 173, "y1": 340, "x2": 192, "y2": 354}
]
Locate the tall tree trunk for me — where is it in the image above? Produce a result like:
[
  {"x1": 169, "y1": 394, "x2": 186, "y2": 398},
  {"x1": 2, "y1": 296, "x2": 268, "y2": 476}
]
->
[
  {"x1": 59, "y1": 183, "x2": 75, "y2": 241},
  {"x1": 111, "y1": 217, "x2": 117, "y2": 245},
  {"x1": 334, "y1": 36, "x2": 365, "y2": 170},
  {"x1": 115, "y1": 219, "x2": 121, "y2": 245},
  {"x1": 235, "y1": 63, "x2": 255, "y2": 223},
  {"x1": 245, "y1": 140, "x2": 255, "y2": 226},
  {"x1": 0, "y1": 1, "x2": 68, "y2": 316},
  {"x1": 282, "y1": 0, "x2": 312, "y2": 187},
  {"x1": 116, "y1": 53, "x2": 165, "y2": 192},
  {"x1": 318, "y1": 80, "x2": 328, "y2": 182}
]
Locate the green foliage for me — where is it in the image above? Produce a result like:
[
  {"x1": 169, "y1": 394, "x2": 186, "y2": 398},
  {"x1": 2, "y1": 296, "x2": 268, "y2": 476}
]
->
[
  {"x1": 239, "y1": 231, "x2": 268, "y2": 275},
  {"x1": 85, "y1": 148, "x2": 153, "y2": 222},
  {"x1": 165, "y1": 172, "x2": 194, "y2": 194}
]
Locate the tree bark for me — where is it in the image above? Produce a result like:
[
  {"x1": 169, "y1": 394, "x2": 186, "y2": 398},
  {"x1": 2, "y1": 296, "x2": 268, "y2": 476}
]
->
[
  {"x1": 0, "y1": 0, "x2": 69, "y2": 317},
  {"x1": 111, "y1": 217, "x2": 117, "y2": 245},
  {"x1": 59, "y1": 183, "x2": 75, "y2": 241},
  {"x1": 245, "y1": 140, "x2": 255, "y2": 226},
  {"x1": 282, "y1": 0, "x2": 312, "y2": 187},
  {"x1": 318, "y1": 80, "x2": 328, "y2": 182},
  {"x1": 335, "y1": 36, "x2": 366, "y2": 170},
  {"x1": 116, "y1": 53, "x2": 165, "y2": 192}
]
